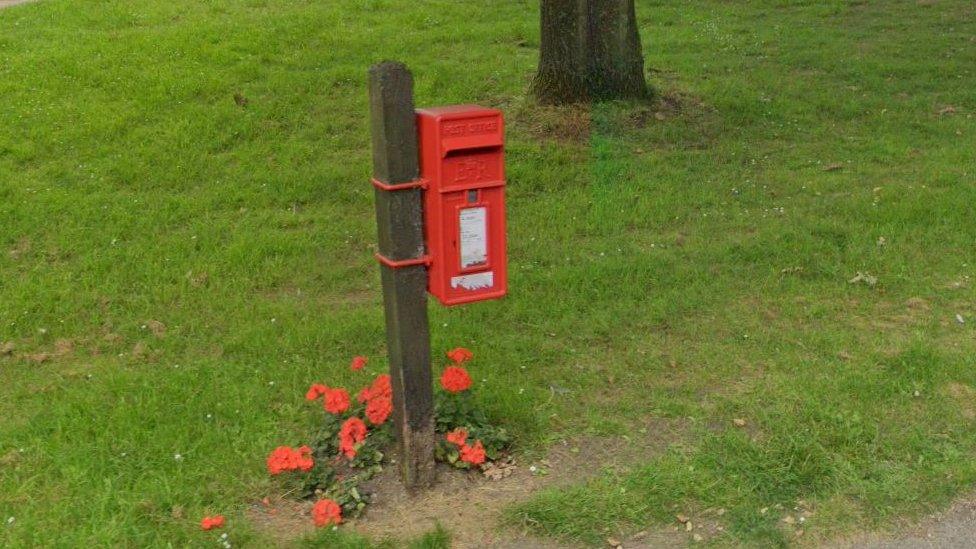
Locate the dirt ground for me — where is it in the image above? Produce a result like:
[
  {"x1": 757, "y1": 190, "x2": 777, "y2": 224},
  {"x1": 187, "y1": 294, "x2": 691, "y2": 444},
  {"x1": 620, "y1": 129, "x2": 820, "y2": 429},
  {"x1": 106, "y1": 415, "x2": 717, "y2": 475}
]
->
[{"x1": 249, "y1": 418, "x2": 694, "y2": 547}]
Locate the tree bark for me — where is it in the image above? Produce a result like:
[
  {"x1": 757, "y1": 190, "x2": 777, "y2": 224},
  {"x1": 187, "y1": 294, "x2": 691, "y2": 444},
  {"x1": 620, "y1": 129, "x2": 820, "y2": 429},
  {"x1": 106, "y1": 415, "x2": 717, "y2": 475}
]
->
[
  {"x1": 533, "y1": 0, "x2": 589, "y2": 105},
  {"x1": 533, "y1": 0, "x2": 649, "y2": 104},
  {"x1": 587, "y1": 0, "x2": 648, "y2": 101}
]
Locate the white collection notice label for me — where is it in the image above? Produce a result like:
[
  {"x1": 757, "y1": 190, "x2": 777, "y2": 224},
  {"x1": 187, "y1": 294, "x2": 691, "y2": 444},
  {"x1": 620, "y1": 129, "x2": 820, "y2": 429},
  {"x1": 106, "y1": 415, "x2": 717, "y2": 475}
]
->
[
  {"x1": 458, "y1": 207, "x2": 488, "y2": 268},
  {"x1": 451, "y1": 271, "x2": 494, "y2": 291}
]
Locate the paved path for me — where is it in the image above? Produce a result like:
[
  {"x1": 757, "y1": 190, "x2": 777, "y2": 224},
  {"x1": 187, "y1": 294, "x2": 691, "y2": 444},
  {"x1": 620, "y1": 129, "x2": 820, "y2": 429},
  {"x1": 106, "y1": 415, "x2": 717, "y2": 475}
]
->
[
  {"x1": 843, "y1": 496, "x2": 976, "y2": 548},
  {"x1": 0, "y1": 0, "x2": 36, "y2": 8}
]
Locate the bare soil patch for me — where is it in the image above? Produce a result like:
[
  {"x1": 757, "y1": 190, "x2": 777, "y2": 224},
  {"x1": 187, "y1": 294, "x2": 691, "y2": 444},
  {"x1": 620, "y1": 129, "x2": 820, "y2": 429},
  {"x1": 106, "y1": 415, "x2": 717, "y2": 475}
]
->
[
  {"x1": 512, "y1": 104, "x2": 592, "y2": 145},
  {"x1": 943, "y1": 382, "x2": 976, "y2": 419},
  {"x1": 248, "y1": 418, "x2": 690, "y2": 547}
]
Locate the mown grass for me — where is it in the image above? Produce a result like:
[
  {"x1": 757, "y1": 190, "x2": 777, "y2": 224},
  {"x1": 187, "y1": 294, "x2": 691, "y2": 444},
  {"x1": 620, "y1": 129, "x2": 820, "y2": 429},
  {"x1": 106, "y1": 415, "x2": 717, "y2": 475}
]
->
[{"x1": 1, "y1": 0, "x2": 974, "y2": 547}]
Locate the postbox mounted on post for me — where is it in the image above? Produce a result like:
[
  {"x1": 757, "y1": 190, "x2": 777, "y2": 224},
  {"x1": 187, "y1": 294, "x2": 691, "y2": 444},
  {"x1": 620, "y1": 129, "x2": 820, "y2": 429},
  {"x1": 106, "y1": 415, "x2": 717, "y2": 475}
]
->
[
  {"x1": 417, "y1": 105, "x2": 507, "y2": 306},
  {"x1": 369, "y1": 63, "x2": 505, "y2": 490}
]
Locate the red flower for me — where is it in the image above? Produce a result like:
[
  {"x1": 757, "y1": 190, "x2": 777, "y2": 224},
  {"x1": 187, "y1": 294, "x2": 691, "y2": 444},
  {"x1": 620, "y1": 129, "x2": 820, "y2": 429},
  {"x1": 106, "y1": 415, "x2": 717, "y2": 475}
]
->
[
  {"x1": 323, "y1": 388, "x2": 350, "y2": 415},
  {"x1": 266, "y1": 446, "x2": 291, "y2": 475},
  {"x1": 440, "y1": 366, "x2": 472, "y2": 393},
  {"x1": 460, "y1": 440, "x2": 486, "y2": 465},
  {"x1": 266, "y1": 445, "x2": 315, "y2": 475},
  {"x1": 373, "y1": 374, "x2": 392, "y2": 398},
  {"x1": 200, "y1": 515, "x2": 225, "y2": 530},
  {"x1": 445, "y1": 428, "x2": 468, "y2": 447},
  {"x1": 446, "y1": 347, "x2": 473, "y2": 364},
  {"x1": 296, "y1": 445, "x2": 314, "y2": 472},
  {"x1": 365, "y1": 395, "x2": 393, "y2": 425},
  {"x1": 305, "y1": 383, "x2": 328, "y2": 401},
  {"x1": 311, "y1": 499, "x2": 342, "y2": 527},
  {"x1": 338, "y1": 417, "x2": 367, "y2": 459},
  {"x1": 350, "y1": 355, "x2": 368, "y2": 371},
  {"x1": 357, "y1": 374, "x2": 392, "y2": 404}
]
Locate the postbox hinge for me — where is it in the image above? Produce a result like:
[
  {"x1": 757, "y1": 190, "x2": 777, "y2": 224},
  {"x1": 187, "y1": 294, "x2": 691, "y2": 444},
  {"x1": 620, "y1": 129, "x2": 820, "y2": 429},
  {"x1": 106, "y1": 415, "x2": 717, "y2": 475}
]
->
[
  {"x1": 374, "y1": 252, "x2": 432, "y2": 269},
  {"x1": 371, "y1": 177, "x2": 428, "y2": 192}
]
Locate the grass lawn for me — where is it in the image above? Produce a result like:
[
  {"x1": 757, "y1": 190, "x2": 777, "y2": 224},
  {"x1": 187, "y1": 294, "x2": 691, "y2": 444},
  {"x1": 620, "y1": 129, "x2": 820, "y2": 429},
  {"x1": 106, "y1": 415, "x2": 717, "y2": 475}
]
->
[{"x1": 1, "y1": 0, "x2": 975, "y2": 546}]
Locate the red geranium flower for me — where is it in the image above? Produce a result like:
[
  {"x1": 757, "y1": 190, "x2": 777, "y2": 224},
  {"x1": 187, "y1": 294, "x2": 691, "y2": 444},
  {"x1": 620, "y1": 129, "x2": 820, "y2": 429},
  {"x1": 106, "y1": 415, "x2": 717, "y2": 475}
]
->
[
  {"x1": 296, "y1": 445, "x2": 314, "y2": 472},
  {"x1": 311, "y1": 498, "x2": 342, "y2": 527},
  {"x1": 323, "y1": 388, "x2": 350, "y2": 415},
  {"x1": 305, "y1": 383, "x2": 328, "y2": 401},
  {"x1": 372, "y1": 374, "x2": 392, "y2": 398},
  {"x1": 266, "y1": 445, "x2": 314, "y2": 475},
  {"x1": 365, "y1": 396, "x2": 393, "y2": 425},
  {"x1": 440, "y1": 366, "x2": 472, "y2": 393},
  {"x1": 266, "y1": 446, "x2": 291, "y2": 475},
  {"x1": 200, "y1": 515, "x2": 225, "y2": 530},
  {"x1": 446, "y1": 428, "x2": 468, "y2": 447},
  {"x1": 338, "y1": 416, "x2": 367, "y2": 459},
  {"x1": 460, "y1": 440, "x2": 486, "y2": 465},
  {"x1": 446, "y1": 347, "x2": 473, "y2": 364},
  {"x1": 350, "y1": 355, "x2": 368, "y2": 371},
  {"x1": 357, "y1": 374, "x2": 392, "y2": 403}
]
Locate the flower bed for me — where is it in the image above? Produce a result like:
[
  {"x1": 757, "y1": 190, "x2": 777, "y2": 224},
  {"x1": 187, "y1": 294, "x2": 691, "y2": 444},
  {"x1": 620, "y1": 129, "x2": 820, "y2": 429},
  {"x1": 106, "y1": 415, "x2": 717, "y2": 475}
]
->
[{"x1": 265, "y1": 347, "x2": 510, "y2": 527}]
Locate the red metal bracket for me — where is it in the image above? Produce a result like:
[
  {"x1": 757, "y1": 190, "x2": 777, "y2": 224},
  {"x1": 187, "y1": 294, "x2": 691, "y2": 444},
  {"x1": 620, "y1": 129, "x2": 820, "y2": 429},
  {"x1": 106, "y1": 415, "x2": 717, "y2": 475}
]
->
[
  {"x1": 371, "y1": 177, "x2": 428, "y2": 192},
  {"x1": 374, "y1": 253, "x2": 432, "y2": 269}
]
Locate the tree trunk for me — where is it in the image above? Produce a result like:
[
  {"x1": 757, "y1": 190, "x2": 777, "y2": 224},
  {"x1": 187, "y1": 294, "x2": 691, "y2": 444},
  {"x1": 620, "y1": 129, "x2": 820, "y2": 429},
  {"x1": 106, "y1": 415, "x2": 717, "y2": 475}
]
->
[
  {"x1": 587, "y1": 0, "x2": 648, "y2": 101},
  {"x1": 533, "y1": 0, "x2": 589, "y2": 105},
  {"x1": 533, "y1": 0, "x2": 649, "y2": 104}
]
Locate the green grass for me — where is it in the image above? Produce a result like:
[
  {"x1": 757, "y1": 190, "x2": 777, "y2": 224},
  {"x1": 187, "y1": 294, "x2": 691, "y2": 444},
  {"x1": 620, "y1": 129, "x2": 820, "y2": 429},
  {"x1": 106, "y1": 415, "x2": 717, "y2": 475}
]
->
[
  {"x1": 299, "y1": 524, "x2": 450, "y2": 549},
  {"x1": 1, "y1": 0, "x2": 974, "y2": 546}
]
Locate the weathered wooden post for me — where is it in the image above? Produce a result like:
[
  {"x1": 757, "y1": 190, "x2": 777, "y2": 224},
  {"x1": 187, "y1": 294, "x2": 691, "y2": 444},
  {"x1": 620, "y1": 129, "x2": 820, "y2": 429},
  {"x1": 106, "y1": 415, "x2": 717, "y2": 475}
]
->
[{"x1": 367, "y1": 61, "x2": 436, "y2": 490}]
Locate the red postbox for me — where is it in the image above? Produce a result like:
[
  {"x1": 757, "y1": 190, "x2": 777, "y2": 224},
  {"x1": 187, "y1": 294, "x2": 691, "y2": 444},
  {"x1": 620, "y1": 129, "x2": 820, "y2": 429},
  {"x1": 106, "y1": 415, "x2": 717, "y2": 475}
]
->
[{"x1": 417, "y1": 105, "x2": 507, "y2": 306}]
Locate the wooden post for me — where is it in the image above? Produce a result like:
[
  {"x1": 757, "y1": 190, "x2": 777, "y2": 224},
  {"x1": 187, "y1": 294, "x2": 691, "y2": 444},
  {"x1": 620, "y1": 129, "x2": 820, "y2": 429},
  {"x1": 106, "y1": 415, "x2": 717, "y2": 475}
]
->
[{"x1": 367, "y1": 61, "x2": 436, "y2": 490}]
